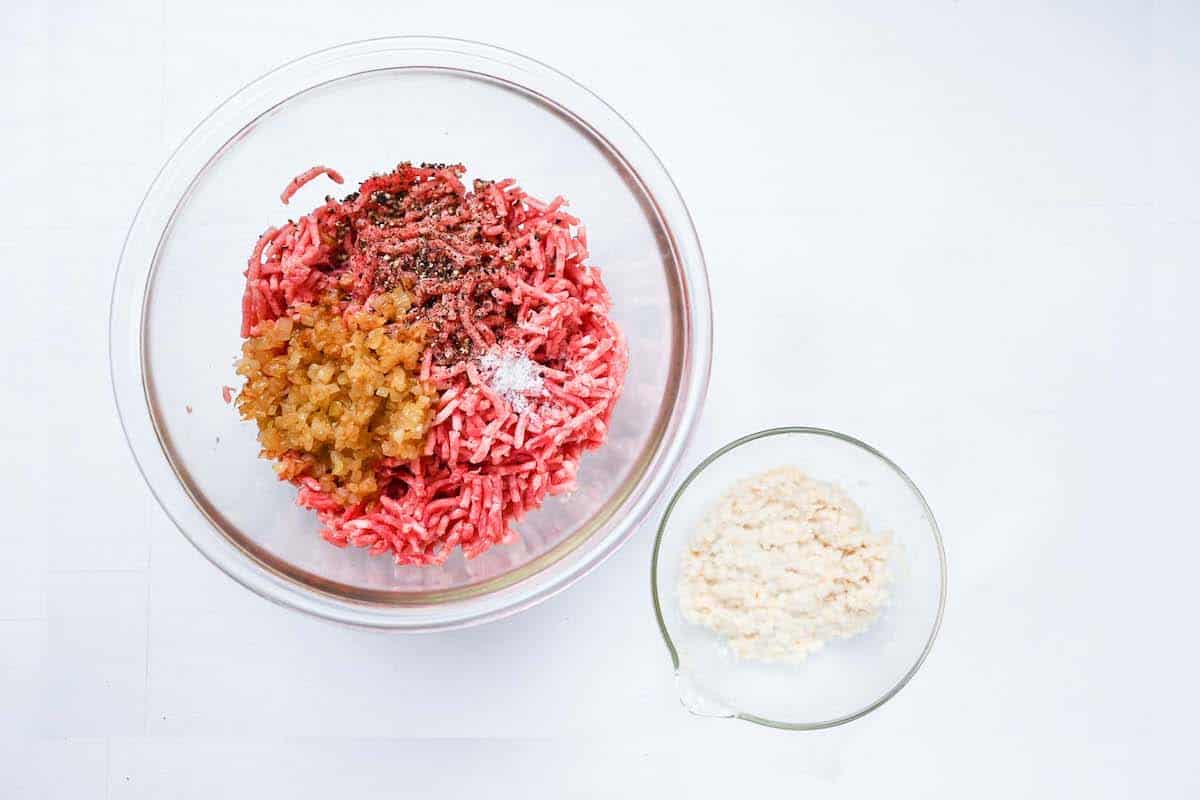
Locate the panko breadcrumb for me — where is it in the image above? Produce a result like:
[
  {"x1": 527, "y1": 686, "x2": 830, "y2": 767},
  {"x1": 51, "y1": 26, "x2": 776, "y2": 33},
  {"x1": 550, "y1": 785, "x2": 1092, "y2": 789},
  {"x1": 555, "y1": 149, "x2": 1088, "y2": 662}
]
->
[{"x1": 679, "y1": 467, "x2": 892, "y2": 663}]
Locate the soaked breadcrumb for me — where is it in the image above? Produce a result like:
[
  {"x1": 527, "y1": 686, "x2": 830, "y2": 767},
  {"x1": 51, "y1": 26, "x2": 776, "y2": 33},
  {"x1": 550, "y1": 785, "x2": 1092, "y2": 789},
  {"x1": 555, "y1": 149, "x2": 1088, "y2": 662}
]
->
[{"x1": 679, "y1": 467, "x2": 892, "y2": 663}]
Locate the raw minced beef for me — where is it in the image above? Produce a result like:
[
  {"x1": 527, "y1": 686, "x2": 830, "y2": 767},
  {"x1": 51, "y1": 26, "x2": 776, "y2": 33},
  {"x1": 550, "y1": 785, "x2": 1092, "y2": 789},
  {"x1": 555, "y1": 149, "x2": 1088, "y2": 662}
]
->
[{"x1": 235, "y1": 163, "x2": 628, "y2": 565}]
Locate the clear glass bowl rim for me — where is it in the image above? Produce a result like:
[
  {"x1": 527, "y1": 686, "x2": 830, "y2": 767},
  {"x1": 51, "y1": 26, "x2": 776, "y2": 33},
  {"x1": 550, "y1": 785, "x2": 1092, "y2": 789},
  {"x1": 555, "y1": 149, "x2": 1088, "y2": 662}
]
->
[
  {"x1": 650, "y1": 426, "x2": 948, "y2": 729},
  {"x1": 110, "y1": 36, "x2": 713, "y2": 631}
]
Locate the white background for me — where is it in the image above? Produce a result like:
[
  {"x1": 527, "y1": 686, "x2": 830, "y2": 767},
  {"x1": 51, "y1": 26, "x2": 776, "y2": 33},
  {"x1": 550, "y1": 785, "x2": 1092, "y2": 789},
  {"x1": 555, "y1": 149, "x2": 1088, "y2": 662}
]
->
[{"x1": 4, "y1": 0, "x2": 1199, "y2": 796}]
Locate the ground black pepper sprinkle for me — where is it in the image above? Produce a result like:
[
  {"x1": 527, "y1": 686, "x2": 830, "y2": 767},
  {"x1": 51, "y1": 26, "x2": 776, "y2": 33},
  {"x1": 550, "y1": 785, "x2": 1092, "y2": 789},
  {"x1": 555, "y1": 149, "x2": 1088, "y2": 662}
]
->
[{"x1": 308, "y1": 163, "x2": 522, "y2": 365}]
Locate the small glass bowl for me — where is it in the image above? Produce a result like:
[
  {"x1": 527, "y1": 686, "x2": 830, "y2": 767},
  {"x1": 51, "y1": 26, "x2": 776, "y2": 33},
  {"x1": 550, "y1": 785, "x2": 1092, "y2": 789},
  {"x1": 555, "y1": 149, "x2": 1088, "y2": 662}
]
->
[{"x1": 651, "y1": 427, "x2": 947, "y2": 729}]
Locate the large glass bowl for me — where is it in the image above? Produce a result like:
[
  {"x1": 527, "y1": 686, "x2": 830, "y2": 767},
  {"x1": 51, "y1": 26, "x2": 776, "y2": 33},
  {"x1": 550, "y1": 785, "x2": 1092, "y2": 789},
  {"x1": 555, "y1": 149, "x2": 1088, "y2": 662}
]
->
[{"x1": 110, "y1": 37, "x2": 711, "y2": 630}]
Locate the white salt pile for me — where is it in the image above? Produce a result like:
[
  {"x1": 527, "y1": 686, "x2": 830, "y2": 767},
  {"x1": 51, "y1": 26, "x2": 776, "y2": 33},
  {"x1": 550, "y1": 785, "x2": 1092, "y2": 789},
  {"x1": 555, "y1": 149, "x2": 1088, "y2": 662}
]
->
[{"x1": 478, "y1": 348, "x2": 545, "y2": 414}]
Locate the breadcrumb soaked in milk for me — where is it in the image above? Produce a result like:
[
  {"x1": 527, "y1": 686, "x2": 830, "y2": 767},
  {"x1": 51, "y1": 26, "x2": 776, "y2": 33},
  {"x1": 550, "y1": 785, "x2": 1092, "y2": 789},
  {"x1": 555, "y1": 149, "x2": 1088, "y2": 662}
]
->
[{"x1": 679, "y1": 467, "x2": 891, "y2": 664}]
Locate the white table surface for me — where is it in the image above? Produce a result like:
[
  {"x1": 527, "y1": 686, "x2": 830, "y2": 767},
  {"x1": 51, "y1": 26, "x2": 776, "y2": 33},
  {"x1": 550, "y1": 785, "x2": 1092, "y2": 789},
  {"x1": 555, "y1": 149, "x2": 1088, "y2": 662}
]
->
[{"x1": 4, "y1": 0, "x2": 1199, "y2": 796}]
